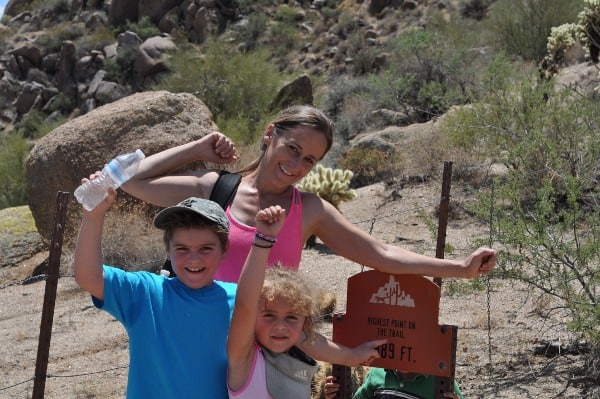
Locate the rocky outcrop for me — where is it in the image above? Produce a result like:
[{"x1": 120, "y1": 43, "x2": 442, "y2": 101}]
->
[{"x1": 26, "y1": 90, "x2": 219, "y2": 244}]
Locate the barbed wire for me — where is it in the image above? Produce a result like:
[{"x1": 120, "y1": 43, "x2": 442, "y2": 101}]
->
[{"x1": 0, "y1": 366, "x2": 128, "y2": 393}]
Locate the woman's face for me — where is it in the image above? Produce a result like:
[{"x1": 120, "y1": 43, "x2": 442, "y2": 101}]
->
[{"x1": 263, "y1": 126, "x2": 329, "y2": 186}]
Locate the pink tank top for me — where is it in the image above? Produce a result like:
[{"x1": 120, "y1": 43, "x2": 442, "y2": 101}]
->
[{"x1": 214, "y1": 187, "x2": 303, "y2": 283}]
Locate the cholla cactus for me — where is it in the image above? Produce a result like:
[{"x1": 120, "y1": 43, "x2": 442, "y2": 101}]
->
[
  {"x1": 578, "y1": 0, "x2": 600, "y2": 62},
  {"x1": 546, "y1": 23, "x2": 581, "y2": 66},
  {"x1": 297, "y1": 164, "x2": 356, "y2": 210}
]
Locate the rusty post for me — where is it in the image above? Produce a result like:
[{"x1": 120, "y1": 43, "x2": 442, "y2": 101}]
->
[
  {"x1": 32, "y1": 191, "x2": 69, "y2": 398},
  {"x1": 434, "y1": 161, "x2": 453, "y2": 287}
]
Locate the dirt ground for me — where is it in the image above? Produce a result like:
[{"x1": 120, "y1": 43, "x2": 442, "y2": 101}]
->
[{"x1": 0, "y1": 180, "x2": 596, "y2": 398}]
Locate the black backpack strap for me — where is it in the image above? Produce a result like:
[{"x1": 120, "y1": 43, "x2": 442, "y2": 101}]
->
[{"x1": 209, "y1": 170, "x2": 242, "y2": 209}]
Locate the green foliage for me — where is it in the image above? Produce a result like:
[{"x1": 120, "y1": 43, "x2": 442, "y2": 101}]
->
[
  {"x1": 332, "y1": 10, "x2": 360, "y2": 39},
  {"x1": 275, "y1": 4, "x2": 304, "y2": 22},
  {"x1": 269, "y1": 21, "x2": 300, "y2": 57},
  {"x1": 35, "y1": 22, "x2": 86, "y2": 53},
  {"x1": 324, "y1": 17, "x2": 491, "y2": 129},
  {"x1": 487, "y1": 0, "x2": 584, "y2": 62},
  {"x1": 296, "y1": 164, "x2": 357, "y2": 209},
  {"x1": 123, "y1": 16, "x2": 161, "y2": 41},
  {"x1": 444, "y1": 74, "x2": 600, "y2": 348},
  {"x1": 151, "y1": 39, "x2": 283, "y2": 144},
  {"x1": 338, "y1": 147, "x2": 403, "y2": 188},
  {"x1": 578, "y1": 0, "x2": 600, "y2": 61},
  {"x1": 381, "y1": 26, "x2": 479, "y2": 121},
  {"x1": 15, "y1": 109, "x2": 67, "y2": 141},
  {"x1": 0, "y1": 132, "x2": 29, "y2": 209},
  {"x1": 235, "y1": 11, "x2": 268, "y2": 51}
]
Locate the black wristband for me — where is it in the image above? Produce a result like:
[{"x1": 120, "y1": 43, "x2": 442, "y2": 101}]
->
[{"x1": 253, "y1": 241, "x2": 273, "y2": 249}]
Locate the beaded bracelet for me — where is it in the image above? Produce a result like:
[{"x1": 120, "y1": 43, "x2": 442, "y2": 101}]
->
[
  {"x1": 253, "y1": 241, "x2": 273, "y2": 249},
  {"x1": 255, "y1": 232, "x2": 277, "y2": 243}
]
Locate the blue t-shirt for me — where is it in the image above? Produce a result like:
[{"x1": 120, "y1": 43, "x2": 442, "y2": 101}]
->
[{"x1": 93, "y1": 266, "x2": 237, "y2": 399}]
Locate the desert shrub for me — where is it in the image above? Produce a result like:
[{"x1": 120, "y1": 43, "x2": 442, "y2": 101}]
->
[
  {"x1": 15, "y1": 109, "x2": 67, "y2": 141},
  {"x1": 102, "y1": 45, "x2": 137, "y2": 85},
  {"x1": 460, "y1": 0, "x2": 495, "y2": 20},
  {"x1": 35, "y1": 22, "x2": 86, "y2": 53},
  {"x1": 444, "y1": 74, "x2": 600, "y2": 358},
  {"x1": 122, "y1": 16, "x2": 161, "y2": 41},
  {"x1": 0, "y1": 133, "x2": 29, "y2": 209},
  {"x1": 152, "y1": 39, "x2": 283, "y2": 144},
  {"x1": 487, "y1": 0, "x2": 584, "y2": 62},
  {"x1": 269, "y1": 22, "x2": 300, "y2": 57},
  {"x1": 80, "y1": 24, "x2": 117, "y2": 52},
  {"x1": 379, "y1": 26, "x2": 479, "y2": 122},
  {"x1": 236, "y1": 11, "x2": 268, "y2": 51},
  {"x1": 334, "y1": 95, "x2": 376, "y2": 140},
  {"x1": 578, "y1": 0, "x2": 600, "y2": 61},
  {"x1": 275, "y1": 4, "x2": 304, "y2": 22},
  {"x1": 321, "y1": 77, "x2": 371, "y2": 121},
  {"x1": 332, "y1": 10, "x2": 361, "y2": 39},
  {"x1": 338, "y1": 147, "x2": 403, "y2": 188}
]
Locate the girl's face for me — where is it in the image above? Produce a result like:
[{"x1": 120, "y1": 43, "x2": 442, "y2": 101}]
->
[
  {"x1": 263, "y1": 126, "x2": 329, "y2": 186},
  {"x1": 167, "y1": 227, "x2": 226, "y2": 289},
  {"x1": 255, "y1": 296, "x2": 307, "y2": 353}
]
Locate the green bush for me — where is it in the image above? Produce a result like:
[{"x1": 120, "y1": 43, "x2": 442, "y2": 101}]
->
[
  {"x1": 123, "y1": 16, "x2": 161, "y2": 41},
  {"x1": 152, "y1": 39, "x2": 284, "y2": 144},
  {"x1": 444, "y1": 73, "x2": 600, "y2": 355},
  {"x1": 0, "y1": 133, "x2": 29, "y2": 209},
  {"x1": 338, "y1": 147, "x2": 403, "y2": 188},
  {"x1": 269, "y1": 22, "x2": 300, "y2": 57},
  {"x1": 486, "y1": 0, "x2": 584, "y2": 62}
]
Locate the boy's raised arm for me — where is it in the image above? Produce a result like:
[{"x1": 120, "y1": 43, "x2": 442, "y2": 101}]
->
[{"x1": 73, "y1": 183, "x2": 116, "y2": 300}]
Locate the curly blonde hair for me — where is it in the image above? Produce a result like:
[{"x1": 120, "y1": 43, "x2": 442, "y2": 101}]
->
[{"x1": 261, "y1": 266, "x2": 318, "y2": 343}]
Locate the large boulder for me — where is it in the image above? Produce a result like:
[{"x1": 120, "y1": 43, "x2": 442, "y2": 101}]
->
[{"x1": 26, "y1": 90, "x2": 219, "y2": 247}]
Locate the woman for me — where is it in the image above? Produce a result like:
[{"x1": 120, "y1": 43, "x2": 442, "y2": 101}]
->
[{"x1": 122, "y1": 105, "x2": 497, "y2": 282}]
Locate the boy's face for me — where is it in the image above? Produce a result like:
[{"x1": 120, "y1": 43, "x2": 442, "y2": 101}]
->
[{"x1": 167, "y1": 227, "x2": 226, "y2": 289}]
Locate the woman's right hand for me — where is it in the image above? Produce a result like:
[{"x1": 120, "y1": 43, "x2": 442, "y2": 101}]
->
[{"x1": 198, "y1": 132, "x2": 238, "y2": 164}]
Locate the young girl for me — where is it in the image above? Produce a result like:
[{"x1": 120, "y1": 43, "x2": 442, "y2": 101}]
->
[{"x1": 227, "y1": 205, "x2": 384, "y2": 398}]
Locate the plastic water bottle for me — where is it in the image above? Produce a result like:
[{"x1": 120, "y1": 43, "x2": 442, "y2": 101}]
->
[{"x1": 74, "y1": 149, "x2": 145, "y2": 211}]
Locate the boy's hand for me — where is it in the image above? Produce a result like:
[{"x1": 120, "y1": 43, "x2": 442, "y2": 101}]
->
[
  {"x1": 80, "y1": 172, "x2": 117, "y2": 216},
  {"x1": 352, "y1": 339, "x2": 387, "y2": 366},
  {"x1": 255, "y1": 205, "x2": 286, "y2": 238},
  {"x1": 324, "y1": 375, "x2": 339, "y2": 399}
]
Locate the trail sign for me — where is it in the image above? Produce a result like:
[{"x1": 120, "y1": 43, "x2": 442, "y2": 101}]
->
[{"x1": 332, "y1": 271, "x2": 457, "y2": 377}]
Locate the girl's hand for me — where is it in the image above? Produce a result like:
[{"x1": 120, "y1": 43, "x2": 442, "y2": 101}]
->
[
  {"x1": 353, "y1": 339, "x2": 387, "y2": 366},
  {"x1": 324, "y1": 376, "x2": 339, "y2": 399},
  {"x1": 255, "y1": 205, "x2": 286, "y2": 238}
]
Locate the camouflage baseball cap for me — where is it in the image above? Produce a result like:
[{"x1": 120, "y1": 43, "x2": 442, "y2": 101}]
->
[{"x1": 153, "y1": 197, "x2": 229, "y2": 231}]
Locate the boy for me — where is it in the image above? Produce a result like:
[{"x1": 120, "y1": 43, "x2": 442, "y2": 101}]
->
[
  {"x1": 324, "y1": 368, "x2": 464, "y2": 399},
  {"x1": 74, "y1": 188, "x2": 235, "y2": 398}
]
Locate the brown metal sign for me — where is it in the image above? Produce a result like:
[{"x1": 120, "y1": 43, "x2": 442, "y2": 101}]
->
[{"x1": 332, "y1": 271, "x2": 455, "y2": 377}]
